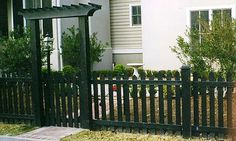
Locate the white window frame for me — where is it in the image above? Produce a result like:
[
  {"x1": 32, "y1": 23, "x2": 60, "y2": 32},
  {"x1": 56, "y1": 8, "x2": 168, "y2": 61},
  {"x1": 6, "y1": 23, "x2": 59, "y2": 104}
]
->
[
  {"x1": 112, "y1": 48, "x2": 143, "y2": 54},
  {"x1": 186, "y1": 5, "x2": 236, "y2": 28},
  {"x1": 129, "y1": 3, "x2": 142, "y2": 27}
]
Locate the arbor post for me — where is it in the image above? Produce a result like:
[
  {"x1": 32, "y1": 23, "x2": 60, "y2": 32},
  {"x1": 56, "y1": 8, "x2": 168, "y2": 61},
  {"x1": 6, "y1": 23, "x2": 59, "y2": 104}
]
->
[
  {"x1": 30, "y1": 20, "x2": 44, "y2": 126},
  {"x1": 78, "y1": 16, "x2": 92, "y2": 129},
  {"x1": 181, "y1": 65, "x2": 191, "y2": 138}
]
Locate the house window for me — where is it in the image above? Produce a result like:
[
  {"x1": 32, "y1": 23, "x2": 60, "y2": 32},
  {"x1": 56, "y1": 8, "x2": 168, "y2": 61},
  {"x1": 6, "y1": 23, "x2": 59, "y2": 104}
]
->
[
  {"x1": 190, "y1": 10, "x2": 209, "y2": 31},
  {"x1": 131, "y1": 5, "x2": 141, "y2": 26},
  {"x1": 190, "y1": 8, "x2": 232, "y2": 42}
]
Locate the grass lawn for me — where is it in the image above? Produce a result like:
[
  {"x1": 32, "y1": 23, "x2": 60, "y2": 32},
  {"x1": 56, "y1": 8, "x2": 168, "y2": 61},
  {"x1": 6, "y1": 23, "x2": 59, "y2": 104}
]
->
[
  {"x1": 0, "y1": 122, "x2": 36, "y2": 136},
  {"x1": 61, "y1": 131, "x2": 213, "y2": 141}
]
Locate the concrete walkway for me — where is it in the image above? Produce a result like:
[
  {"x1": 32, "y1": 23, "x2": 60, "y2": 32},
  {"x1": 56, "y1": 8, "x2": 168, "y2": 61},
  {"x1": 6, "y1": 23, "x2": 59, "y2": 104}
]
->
[{"x1": 0, "y1": 127, "x2": 86, "y2": 141}]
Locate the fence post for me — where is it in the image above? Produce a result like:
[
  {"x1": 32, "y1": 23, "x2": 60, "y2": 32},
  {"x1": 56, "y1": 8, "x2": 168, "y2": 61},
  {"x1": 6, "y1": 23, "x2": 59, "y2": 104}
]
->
[
  {"x1": 181, "y1": 65, "x2": 191, "y2": 138},
  {"x1": 78, "y1": 16, "x2": 92, "y2": 129},
  {"x1": 30, "y1": 20, "x2": 44, "y2": 126}
]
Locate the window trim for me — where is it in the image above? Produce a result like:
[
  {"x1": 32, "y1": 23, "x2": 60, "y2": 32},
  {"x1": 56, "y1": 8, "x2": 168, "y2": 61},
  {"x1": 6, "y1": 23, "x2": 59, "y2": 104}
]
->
[
  {"x1": 186, "y1": 5, "x2": 236, "y2": 28},
  {"x1": 129, "y1": 3, "x2": 142, "y2": 27},
  {"x1": 112, "y1": 48, "x2": 143, "y2": 54}
]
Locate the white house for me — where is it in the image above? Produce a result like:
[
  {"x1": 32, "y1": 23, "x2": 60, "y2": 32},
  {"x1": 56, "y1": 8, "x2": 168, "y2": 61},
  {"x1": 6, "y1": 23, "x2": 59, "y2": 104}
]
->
[
  {"x1": 142, "y1": 0, "x2": 236, "y2": 70},
  {"x1": 1, "y1": 0, "x2": 236, "y2": 71},
  {"x1": 109, "y1": 0, "x2": 236, "y2": 70}
]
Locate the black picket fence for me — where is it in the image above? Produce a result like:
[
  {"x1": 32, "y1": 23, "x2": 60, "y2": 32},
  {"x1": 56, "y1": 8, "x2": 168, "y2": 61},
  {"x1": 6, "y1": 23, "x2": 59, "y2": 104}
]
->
[
  {"x1": 0, "y1": 73, "x2": 34, "y2": 123},
  {"x1": 0, "y1": 66, "x2": 235, "y2": 138},
  {"x1": 0, "y1": 73, "x2": 80, "y2": 127},
  {"x1": 41, "y1": 73, "x2": 80, "y2": 128},
  {"x1": 91, "y1": 67, "x2": 236, "y2": 137}
]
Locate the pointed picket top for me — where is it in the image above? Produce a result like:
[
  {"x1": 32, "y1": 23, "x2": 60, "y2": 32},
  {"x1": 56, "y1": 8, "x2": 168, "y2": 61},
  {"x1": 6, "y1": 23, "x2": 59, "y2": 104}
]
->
[{"x1": 18, "y1": 3, "x2": 101, "y2": 20}]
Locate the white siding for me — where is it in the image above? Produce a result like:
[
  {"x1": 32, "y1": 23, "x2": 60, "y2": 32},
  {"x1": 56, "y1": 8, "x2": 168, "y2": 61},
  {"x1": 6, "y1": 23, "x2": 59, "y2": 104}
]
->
[
  {"x1": 110, "y1": 0, "x2": 142, "y2": 50},
  {"x1": 142, "y1": 0, "x2": 236, "y2": 70}
]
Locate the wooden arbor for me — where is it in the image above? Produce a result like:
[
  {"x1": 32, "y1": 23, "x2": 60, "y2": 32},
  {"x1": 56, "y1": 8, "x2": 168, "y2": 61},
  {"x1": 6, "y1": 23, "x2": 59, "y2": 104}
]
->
[{"x1": 19, "y1": 3, "x2": 101, "y2": 129}]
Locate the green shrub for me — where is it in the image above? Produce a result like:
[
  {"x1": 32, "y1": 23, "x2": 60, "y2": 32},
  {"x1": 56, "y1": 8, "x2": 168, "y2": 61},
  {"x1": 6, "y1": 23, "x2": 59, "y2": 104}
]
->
[
  {"x1": 41, "y1": 67, "x2": 48, "y2": 74},
  {"x1": 125, "y1": 68, "x2": 134, "y2": 77},
  {"x1": 172, "y1": 70, "x2": 179, "y2": 76},
  {"x1": 152, "y1": 71, "x2": 159, "y2": 78},
  {"x1": 63, "y1": 65, "x2": 77, "y2": 76},
  {"x1": 171, "y1": 13, "x2": 236, "y2": 76},
  {"x1": 61, "y1": 26, "x2": 106, "y2": 70},
  {"x1": 114, "y1": 64, "x2": 126, "y2": 76},
  {"x1": 138, "y1": 68, "x2": 146, "y2": 77},
  {"x1": 146, "y1": 70, "x2": 152, "y2": 77},
  {"x1": 159, "y1": 70, "x2": 167, "y2": 78},
  {"x1": 0, "y1": 28, "x2": 49, "y2": 73}
]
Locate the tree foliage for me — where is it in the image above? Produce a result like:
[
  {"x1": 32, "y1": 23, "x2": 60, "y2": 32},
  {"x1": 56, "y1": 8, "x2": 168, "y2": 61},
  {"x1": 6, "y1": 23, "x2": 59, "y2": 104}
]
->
[
  {"x1": 61, "y1": 26, "x2": 106, "y2": 70},
  {"x1": 171, "y1": 13, "x2": 236, "y2": 76},
  {"x1": 0, "y1": 29, "x2": 50, "y2": 74},
  {"x1": 0, "y1": 29, "x2": 31, "y2": 73}
]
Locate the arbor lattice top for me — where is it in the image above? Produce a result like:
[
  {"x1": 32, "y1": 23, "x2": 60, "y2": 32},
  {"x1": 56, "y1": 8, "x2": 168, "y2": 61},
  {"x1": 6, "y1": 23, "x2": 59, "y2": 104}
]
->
[{"x1": 18, "y1": 3, "x2": 101, "y2": 20}]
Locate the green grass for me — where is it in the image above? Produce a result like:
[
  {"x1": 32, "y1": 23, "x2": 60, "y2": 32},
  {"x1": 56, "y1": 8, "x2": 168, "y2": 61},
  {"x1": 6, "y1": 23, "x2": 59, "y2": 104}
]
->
[
  {"x1": 0, "y1": 122, "x2": 36, "y2": 136},
  {"x1": 61, "y1": 131, "x2": 214, "y2": 141}
]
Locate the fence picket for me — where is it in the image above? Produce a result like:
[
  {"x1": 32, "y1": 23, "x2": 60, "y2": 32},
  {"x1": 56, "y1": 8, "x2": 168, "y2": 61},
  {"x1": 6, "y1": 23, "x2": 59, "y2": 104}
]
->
[
  {"x1": 2, "y1": 74, "x2": 7, "y2": 122},
  {"x1": 167, "y1": 73, "x2": 172, "y2": 124},
  {"x1": 201, "y1": 76, "x2": 207, "y2": 127},
  {"x1": 12, "y1": 75, "x2": 18, "y2": 116},
  {"x1": 132, "y1": 76, "x2": 139, "y2": 123},
  {"x1": 54, "y1": 74, "x2": 61, "y2": 126},
  {"x1": 18, "y1": 79, "x2": 24, "y2": 115},
  {"x1": 123, "y1": 74, "x2": 130, "y2": 122},
  {"x1": 218, "y1": 76, "x2": 224, "y2": 127},
  {"x1": 49, "y1": 76, "x2": 55, "y2": 126},
  {"x1": 158, "y1": 72, "x2": 164, "y2": 124},
  {"x1": 116, "y1": 75, "x2": 122, "y2": 122},
  {"x1": 8, "y1": 74, "x2": 13, "y2": 117},
  {"x1": 175, "y1": 72, "x2": 181, "y2": 125},
  {"x1": 100, "y1": 75, "x2": 106, "y2": 120},
  {"x1": 108, "y1": 74, "x2": 114, "y2": 121},
  {"x1": 149, "y1": 75, "x2": 156, "y2": 123},
  {"x1": 226, "y1": 73, "x2": 232, "y2": 128},
  {"x1": 61, "y1": 77, "x2": 67, "y2": 127},
  {"x1": 67, "y1": 77, "x2": 73, "y2": 127},
  {"x1": 73, "y1": 76, "x2": 79, "y2": 128},
  {"x1": 209, "y1": 72, "x2": 215, "y2": 127},
  {"x1": 141, "y1": 73, "x2": 147, "y2": 123},
  {"x1": 193, "y1": 72, "x2": 199, "y2": 133},
  {"x1": 25, "y1": 81, "x2": 31, "y2": 115},
  {"x1": 93, "y1": 73, "x2": 99, "y2": 120}
]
